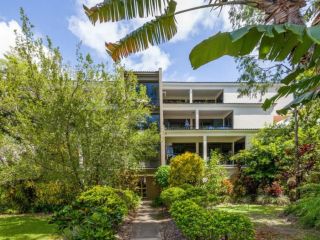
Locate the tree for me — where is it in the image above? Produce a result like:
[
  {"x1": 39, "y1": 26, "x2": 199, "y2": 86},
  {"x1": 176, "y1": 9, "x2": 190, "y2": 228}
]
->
[{"x1": 0, "y1": 9, "x2": 159, "y2": 192}]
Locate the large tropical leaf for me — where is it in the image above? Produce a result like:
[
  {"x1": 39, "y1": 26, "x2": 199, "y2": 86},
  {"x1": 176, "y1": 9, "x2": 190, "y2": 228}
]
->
[
  {"x1": 262, "y1": 75, "x2": 320, "y2": 113},
  {"x1": 106, "y1": 0, "x2": 177, "y2": 61},
  {"x1": 189, "y1": 24, "x2": 320, "y2": 70},
  {"x1": 84, "y1": 0, "x2": 169, "y2": 24}
]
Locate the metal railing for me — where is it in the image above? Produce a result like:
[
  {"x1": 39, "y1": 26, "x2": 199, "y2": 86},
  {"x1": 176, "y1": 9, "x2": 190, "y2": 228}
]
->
[{"x1": 164, "y1": 125, "x2": 233, "y2": 130}]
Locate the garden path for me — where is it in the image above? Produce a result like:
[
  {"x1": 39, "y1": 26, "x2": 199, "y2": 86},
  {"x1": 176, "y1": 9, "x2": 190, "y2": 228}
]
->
[{"x1": 131, "y1": 201, "x2": 162, "y2": 240}]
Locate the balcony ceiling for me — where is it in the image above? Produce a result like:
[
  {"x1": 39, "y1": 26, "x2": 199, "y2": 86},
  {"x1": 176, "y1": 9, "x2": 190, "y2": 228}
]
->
[{"x1": 164, "y1": 110, "x2": 232, "y2": 117}]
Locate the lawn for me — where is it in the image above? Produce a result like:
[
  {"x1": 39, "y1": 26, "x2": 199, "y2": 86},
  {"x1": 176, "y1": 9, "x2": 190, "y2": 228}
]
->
[
  {"x1": 216, "y1": 204, "x2": 320, "y2": 240},
  {"x1": 0, "y1": 214, "x2": 58, "y2": 240}
]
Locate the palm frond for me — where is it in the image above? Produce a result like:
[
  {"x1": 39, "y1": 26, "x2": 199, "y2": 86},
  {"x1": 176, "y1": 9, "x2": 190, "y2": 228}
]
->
[
  {"x1": 106, "y1": 0, "x2": 177, "y2": 61},
  {"x1": 262, "y1": 75, "x2": 320, "y2": 112},
  {"x1": 84, "y1": 0, "x2": 169, "y2": 24}
]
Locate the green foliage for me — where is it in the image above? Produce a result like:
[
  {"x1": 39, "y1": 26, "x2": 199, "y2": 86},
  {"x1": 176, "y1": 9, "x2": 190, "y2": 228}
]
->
[
  {"x1": 160, "y1": 187, "x2": 186, "y2": 207},
  {"x1": 205, "y1": 151, "x2": 227, "y2": 195},
  {"x1": 231, "y1": 125, "x2": 293, "y2": 189},
  {"x1": 105, "y1": 0, "x2": 177, "y2": 61},
  {"x1": 51, "y1": 186, "x2": 139, "y2": 240},
  {"x1": 169, "y1": 152, "x2": 205, "y2": 186},
  {"x1": 155, "y1": 165, "x2": 170, "y2": 188},
  {"x1": 285, "y1": 184, "x2": 320, "y2": 229},
  {"x1": 190, "y1": 24, "x2": 320, "y2": 69},
  {"x1": 170, "y1": 199, "x2": 255, "y2": 240},
  {"x1": 0, "y1": 10, "x2": 158, "y2": 204},
  {"x1": 83, "y1": 0, "x2": 170, "y2": 23}
]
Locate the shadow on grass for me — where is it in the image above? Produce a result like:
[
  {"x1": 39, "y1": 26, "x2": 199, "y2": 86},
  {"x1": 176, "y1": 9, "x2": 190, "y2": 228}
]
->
[{"x1": 0, "y1": 215, "x2": 57, "y2": 240}]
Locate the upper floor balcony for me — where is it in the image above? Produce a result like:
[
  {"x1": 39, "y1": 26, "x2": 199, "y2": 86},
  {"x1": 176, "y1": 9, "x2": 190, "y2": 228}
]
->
[
  {"x1": 164, "y1": 110, "x2": 233, "y2": 130},
  {"x1": 163, "y1": 89, "x2": 223, "y2": 104}
]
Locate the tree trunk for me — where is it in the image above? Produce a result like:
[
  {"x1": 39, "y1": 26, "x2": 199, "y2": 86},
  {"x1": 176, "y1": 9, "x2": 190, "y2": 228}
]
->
[
  {"x1": 255, "y1": 0, "x2": 306, "y2": 24},
  {"x1": 294, "y1": 106, "x2": 302, "y2": 200}
]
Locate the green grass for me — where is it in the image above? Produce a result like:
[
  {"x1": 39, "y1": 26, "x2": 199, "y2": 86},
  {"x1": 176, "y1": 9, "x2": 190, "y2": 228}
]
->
[
  {"x1": 216, "y1": 204, "x2": 284, "y2": 217},
  {"x1": 215, "y1": 204, "x2": 320, "y2": 240},
  {"x1": 0, "y1": 215, "x2": 58, "y2": 240}
]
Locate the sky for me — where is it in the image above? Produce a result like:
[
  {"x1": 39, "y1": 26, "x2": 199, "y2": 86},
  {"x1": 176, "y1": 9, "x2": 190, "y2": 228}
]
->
[{"x1": 0, "y1": 0, "x2": 239, "y2": 82}]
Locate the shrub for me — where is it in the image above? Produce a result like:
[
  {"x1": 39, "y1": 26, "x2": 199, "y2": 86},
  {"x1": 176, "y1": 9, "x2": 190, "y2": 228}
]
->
[
  {"x1": 51, "y1": 186, "x2": 139, "y2": 240},
  {"x1": 0, "y1": 180, "x2": 77, "y2": 213},
  {"x1": 155, "y1": 166, "x2": 170, "y2": 188},
  {"x1": 114, "y1": 189, "x2": 140, "y2": 210},
  {"x1": 256, "y1": 195, "x2": 290, "y2": 205},
  {"x1": 286, "y1": 194, "x2": 320, "y2": 229},
  {"x1": 34, "y1": 181, "x2": 77, "y2": 212},
  {"x1": 169, "y1": 152, "x2": 205, "y2": 186},
  {"x1": 204, "y1": 151, "x2": 229, "y2": 196},
  {"x1": 265, "y1": 181, "x2": 283, "y2": 197},
  {"x1": 170, "y1": 200, "x2": 255, "y2": 240},
  {"x1": 285, "y1": 184, "x2": 320, "y2": 229},
  {"x1": 160, "y1": 187, "x2": 186, "y2": 207},
  {"x1": 170, "y1": 200, "x2": 210, "y2": 239}
]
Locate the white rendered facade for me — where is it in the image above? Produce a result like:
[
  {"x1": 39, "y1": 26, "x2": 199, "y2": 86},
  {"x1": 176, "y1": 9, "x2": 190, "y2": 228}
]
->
[{"x1": 135, "y1": 69, "x2": 293, "y2": 169}]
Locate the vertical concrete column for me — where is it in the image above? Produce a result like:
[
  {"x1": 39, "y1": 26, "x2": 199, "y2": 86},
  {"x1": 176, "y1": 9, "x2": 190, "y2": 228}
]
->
[
  {"x1": 195, "y1": 109, "x2": 199, "y2": 130},
  {"x1": 203, "y1": 135, "x2": 207, "y2": 161},
  {"x1": 190, "y1": 117, "x2": 193, "y2": 129},
  {"x1": 196, "y1": 142, "x2": 199, "y2": 154},
  {"x1": 159, "y1": 68, "x2": 166, "y2": 166},
  {"x1": 232, "y1": 142, "x2": 235, "y2": 154},
  {"x1": 189, "y1": 89, "x2": 193, "y2": 103}
]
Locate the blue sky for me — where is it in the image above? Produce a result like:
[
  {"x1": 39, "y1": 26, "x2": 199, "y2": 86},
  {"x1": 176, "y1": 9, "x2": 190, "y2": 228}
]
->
[{"x1": 0, "y1": 0, "x2": 239, "y2": 82}]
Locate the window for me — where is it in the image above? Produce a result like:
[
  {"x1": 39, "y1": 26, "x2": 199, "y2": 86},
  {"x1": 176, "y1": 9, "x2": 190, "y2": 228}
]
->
[{"x1": 142, "y1": 82, "x2": 159, "y2": 106}]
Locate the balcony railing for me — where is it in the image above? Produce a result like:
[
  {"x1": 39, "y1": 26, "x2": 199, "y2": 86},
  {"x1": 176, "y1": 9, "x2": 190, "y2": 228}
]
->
[
  {"x1": 163, "y1": 99, "x2": 221, "y2": 104},
  {"x1": 164, "y1": 125, "x2": 233, "y2": 130}
]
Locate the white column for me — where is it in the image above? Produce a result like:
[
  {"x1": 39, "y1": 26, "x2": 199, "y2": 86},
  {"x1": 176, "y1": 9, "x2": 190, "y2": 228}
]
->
[
  {"x1": 203, "y1": 135, "x2": 207, "y2": 161},
  {"x1": 196, "y1": 142, "x2": 199, "y2": 154},
  {"x1": 196, "y1": 109, "x2": 199, "y2": 130},
  {"x1": 159, "y1": 68, "x2": 166, "y2": 166},
  {"x1": 232, "y1": 142, "x2": 235, "y2": 154},
  {"x1": 189, "y1": 89, "x2": 193, "y2": 103},
  {"x1": 190, "y1": 118, "x2": 193, "y2": 129}
]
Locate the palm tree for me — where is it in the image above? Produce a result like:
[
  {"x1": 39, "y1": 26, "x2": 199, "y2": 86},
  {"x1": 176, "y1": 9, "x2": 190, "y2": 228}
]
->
[{"x1": 83, "y1": 0, "x2": 311, "y2": 61}]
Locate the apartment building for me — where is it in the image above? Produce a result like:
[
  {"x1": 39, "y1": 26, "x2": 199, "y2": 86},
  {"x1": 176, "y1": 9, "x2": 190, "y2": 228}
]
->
[{"x1": 135, "y1": 69, "x2": 292, "y2": 198}]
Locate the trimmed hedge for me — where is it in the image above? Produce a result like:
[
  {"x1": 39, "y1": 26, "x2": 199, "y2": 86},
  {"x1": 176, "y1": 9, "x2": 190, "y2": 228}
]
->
[
  {"x1": 51, "y1": 186, "x2": 140, "y2": 240},
  {"x1": 160, "y1": 187, "x2": 186, "y2": 207},
  {"x1": 170, "y1": 200, "x2": 255, "y2": 240}
]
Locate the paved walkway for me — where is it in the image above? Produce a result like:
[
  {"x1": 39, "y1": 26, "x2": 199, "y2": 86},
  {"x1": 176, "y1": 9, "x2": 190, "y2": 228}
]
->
[{"x1": 131, "y1": 201, "x2": 162, "y2": 240}]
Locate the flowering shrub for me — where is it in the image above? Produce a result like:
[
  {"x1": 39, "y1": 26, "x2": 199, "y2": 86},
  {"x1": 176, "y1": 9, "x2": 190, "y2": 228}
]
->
[{"x1": 265, "y1": 181, "x2": 283, "y2": 197}]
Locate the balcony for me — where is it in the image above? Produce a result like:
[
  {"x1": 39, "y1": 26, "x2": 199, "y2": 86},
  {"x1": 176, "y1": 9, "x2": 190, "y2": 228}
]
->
[
  {"x1": 163, "y1": 89, "x2": 223, "y2": 104},
  {"x1": 164, "y1": 110, "x2": 233, "y2": 130}
]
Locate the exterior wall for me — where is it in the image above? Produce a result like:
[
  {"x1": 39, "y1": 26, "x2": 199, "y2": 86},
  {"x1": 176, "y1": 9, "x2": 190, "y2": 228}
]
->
[{"x1": 134, "y1": 70, "x2": 293, "y2": 197}]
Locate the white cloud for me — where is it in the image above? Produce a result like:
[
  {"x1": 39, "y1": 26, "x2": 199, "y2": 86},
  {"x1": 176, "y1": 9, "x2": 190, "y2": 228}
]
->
[
  {"x1": 0, "y1": 20, "x2": 21, "y2": 57},
  {"x1": 172, "y1": 1, "x2": 231, "y2": 42},
  {"x1": 69, "y1": 0, "x2": 170, "y2": 71},
  {"x1": 123, "y1": 46, "x2": 171, "y2": 71},
  {"x1": 68, "y1": 0, "x2": 231, "y2": 71}
]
